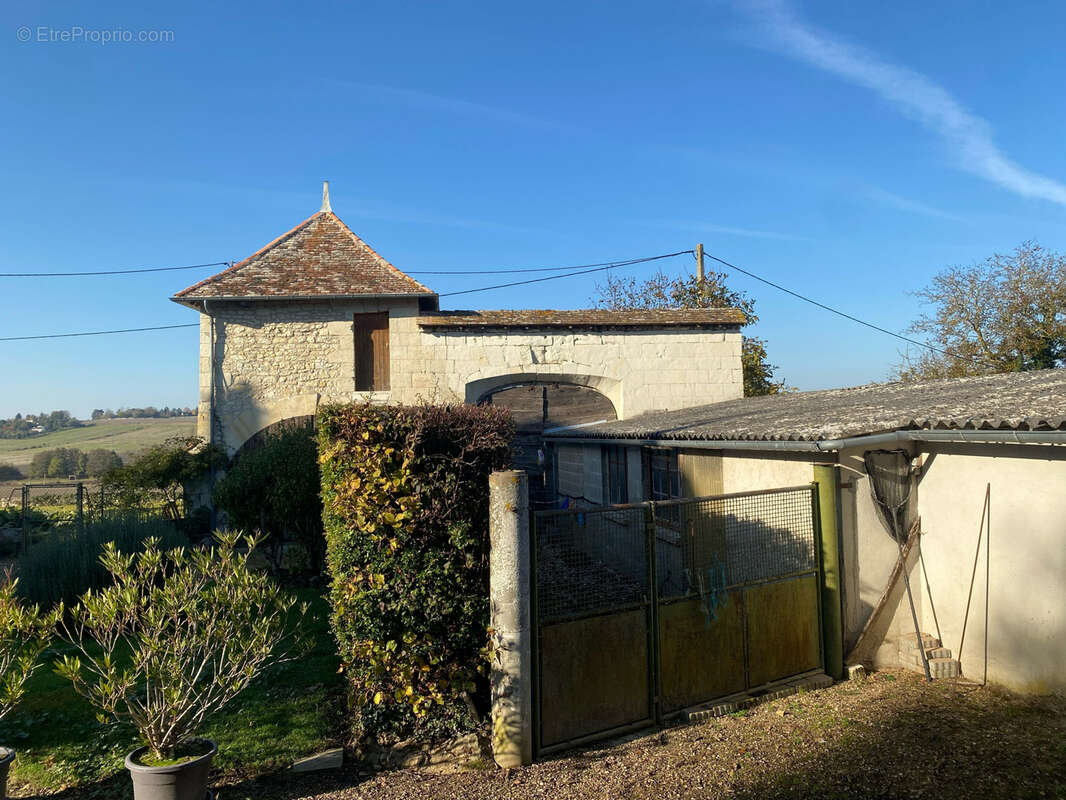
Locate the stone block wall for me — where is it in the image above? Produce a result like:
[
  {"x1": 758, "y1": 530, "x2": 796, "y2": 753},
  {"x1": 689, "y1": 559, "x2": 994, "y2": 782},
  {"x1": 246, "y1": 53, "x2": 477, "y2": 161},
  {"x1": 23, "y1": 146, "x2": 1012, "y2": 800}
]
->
[{"x1": 197, "y1": 300, "x2": 743, "y2": 453}]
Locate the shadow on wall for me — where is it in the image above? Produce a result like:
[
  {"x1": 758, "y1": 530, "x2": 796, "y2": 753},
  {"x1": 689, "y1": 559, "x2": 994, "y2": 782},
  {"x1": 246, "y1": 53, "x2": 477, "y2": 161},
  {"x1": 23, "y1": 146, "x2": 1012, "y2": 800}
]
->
[
  {"x1": 915, "y1": 449, "x2": 1066, "y2": 695},
  {"x1": 535, "y1": 505, "x2": 816, "y2": 621}
]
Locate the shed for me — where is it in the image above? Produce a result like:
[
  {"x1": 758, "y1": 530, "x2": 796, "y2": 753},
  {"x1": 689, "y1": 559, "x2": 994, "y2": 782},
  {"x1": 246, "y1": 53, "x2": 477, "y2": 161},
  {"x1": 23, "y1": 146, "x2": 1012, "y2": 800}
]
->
[{"x1": 544, "y1": 369, "x2": 1066, "y2": 694}]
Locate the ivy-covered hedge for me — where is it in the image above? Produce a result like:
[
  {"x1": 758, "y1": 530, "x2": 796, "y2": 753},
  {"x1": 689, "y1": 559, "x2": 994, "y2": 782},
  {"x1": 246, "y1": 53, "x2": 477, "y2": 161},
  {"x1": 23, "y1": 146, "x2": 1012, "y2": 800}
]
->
[{"x1": 318, "y1": 403, "x2": 514, "y2": 744}]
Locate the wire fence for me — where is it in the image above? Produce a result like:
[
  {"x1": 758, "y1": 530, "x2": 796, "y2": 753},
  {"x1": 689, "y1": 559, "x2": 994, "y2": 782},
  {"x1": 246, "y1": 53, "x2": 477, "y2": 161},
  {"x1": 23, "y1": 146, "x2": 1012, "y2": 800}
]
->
[{"x1": 534, "y1": 487, "x2": 818, "y2": 625}]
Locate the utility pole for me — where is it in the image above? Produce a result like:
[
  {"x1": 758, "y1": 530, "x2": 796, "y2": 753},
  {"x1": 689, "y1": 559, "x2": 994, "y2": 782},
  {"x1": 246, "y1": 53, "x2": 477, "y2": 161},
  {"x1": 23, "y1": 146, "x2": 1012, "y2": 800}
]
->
[{"x1": 695, "y1": 243, "x2": 705, "y2": 305}]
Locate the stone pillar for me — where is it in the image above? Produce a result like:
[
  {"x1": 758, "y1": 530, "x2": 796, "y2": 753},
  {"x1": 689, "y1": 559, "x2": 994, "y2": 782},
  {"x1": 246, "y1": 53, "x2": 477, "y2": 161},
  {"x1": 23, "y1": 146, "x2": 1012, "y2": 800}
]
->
[{"x1": 489, "y1": 470, "x2": 533, "y2": 767}]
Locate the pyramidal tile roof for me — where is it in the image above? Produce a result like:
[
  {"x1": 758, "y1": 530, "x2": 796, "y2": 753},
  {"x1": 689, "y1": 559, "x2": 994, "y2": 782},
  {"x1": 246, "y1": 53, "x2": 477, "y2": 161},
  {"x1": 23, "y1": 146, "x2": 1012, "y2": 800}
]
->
[{"x1": 172, "y1": 209, "x2": 434, "y2": 305}]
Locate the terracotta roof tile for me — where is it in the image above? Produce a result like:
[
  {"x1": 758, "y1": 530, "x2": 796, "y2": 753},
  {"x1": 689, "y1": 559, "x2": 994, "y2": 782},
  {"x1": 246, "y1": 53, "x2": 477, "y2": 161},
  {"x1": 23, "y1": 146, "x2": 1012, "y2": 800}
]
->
[
  {"x1": 172, "y1": 212, "x2": 433, "y2": 303},
  {"x1": 417, "y1": 308, "x2": 746, "y2": 329}
]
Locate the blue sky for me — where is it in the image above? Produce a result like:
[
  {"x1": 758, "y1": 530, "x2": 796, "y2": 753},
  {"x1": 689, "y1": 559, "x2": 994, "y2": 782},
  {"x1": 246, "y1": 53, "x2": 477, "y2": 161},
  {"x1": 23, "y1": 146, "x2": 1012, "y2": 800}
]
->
[{"x1": 2, "y1": 0, "x2": 1065, "y2": 418}]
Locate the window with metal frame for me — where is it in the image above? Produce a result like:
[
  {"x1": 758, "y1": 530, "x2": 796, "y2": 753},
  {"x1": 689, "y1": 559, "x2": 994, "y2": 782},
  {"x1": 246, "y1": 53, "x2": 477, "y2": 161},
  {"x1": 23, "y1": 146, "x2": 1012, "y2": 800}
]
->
[
  {"x1": 602, "y1": 445, "x2": 629, "y2": 505},
  {"x1": 644, "y1": 447, "x2": 682, "y2": 525}
]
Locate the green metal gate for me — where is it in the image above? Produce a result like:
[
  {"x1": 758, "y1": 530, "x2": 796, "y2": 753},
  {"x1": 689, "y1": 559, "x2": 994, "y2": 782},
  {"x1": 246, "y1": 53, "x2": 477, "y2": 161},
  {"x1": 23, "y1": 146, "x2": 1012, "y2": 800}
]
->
[{"x1": 531, "y1": 485, "x2": 824, "y2": 756}]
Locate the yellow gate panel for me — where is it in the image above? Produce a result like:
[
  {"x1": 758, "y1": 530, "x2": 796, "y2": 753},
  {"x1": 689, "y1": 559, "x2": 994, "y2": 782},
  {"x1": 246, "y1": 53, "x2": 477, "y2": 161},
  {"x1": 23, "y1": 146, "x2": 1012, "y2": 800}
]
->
[
  {"x1": 539, "y1": 609, "x2": 650, "y2": 748},
  {"x1": 745, "y1": 575, "x2": 821, "y2": 687},
  {"x1": 659, "y1": 592, "x2": 745, "y2": 713}
]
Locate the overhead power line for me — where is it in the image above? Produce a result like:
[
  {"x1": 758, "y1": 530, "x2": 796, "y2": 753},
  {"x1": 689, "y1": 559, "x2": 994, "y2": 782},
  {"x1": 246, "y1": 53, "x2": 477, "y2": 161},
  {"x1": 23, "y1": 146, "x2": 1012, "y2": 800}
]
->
[
  {"x1": 0, "y1": 261, "x2": 231, "y2": 277},
  {"x1": 0, "y1": 323, "x2": 199, "y2": 342},
  {"x1": 699, "y1": 250, "x2": 964, "y2": 361},
  {"x1": 438, "y1": 251, "x2": 692, "y2": 297},
  {"x1": 409, "y1": 257, "x2": 672, "y2": 275}
]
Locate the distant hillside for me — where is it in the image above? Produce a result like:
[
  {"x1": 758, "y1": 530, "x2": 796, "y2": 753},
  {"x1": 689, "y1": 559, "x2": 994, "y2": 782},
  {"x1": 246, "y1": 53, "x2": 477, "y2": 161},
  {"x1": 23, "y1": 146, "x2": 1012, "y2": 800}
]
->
[{"x1": 0, "y1": 417, "x2": 196, "y2": 474}]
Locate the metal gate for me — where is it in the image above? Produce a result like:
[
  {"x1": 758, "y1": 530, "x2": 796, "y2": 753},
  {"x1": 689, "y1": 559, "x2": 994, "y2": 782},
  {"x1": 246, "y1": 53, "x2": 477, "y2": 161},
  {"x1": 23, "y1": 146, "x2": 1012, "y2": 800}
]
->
[{"x1": 531, "y1": 485, "x2": 824, "y2": 755}]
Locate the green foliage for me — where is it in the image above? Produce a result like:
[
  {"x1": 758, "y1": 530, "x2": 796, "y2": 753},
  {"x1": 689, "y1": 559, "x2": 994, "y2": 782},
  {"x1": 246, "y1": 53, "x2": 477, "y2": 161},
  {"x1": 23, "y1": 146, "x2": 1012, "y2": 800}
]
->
[
  {"x1": 28, "y1": 447, "x2": 87, "y2": 479},
  {"x1": 318, "y1": 403, "x2": 514, "y2": 744},
  {"x1": 84, "y1": 449, "x2": 122, "y2": 477},
  {"x1": 0, "y1": 463, "x2": 21, "y2": 481},
  {"x1": 56, "y1": 531, "x2": 310, "y2": 761},
  {"x1": 0, "y1": 589, "x2": 341, "y2": 794},
  {"x1": 0, "y1": 573, "x2": 59, "y2": 722},
  {"x1": 593, "y1": 269, "x2": 791, "y2": 395},
  {"x1": 213, "y1": 427, "x2": 324, "y2": 574},
  {"x1": 896, "y1": 242, "x2": 1066, "y2": 380},
  {"x1": 92, "y1": 407, "x2": 195, "y2": 420},
  {"x1": 0, "y1": 410, "x2": 82, "y2": 440},
  {"x1": 15, "y1": 517, "x2": 187, "y2": 609},
  {"x1": 102, "y1": 435, "x2": 227, "y2": 520}
]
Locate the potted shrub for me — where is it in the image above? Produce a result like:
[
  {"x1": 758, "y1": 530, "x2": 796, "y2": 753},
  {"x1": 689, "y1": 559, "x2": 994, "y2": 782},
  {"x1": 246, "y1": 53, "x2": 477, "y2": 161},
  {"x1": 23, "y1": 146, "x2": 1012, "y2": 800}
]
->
[
  {"x1": 0, "y1": 573, "x2": 58, "y2": 800},
  {"x1": 57, "y1": 532, "x2": 307, "y2": 800}
]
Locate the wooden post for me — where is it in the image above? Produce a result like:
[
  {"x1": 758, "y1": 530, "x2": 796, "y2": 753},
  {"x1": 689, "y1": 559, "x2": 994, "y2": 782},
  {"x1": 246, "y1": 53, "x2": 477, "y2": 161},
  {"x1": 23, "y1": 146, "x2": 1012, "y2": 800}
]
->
[{"x1": 695, "y1": 243, "x2": 705, "y2": 303}]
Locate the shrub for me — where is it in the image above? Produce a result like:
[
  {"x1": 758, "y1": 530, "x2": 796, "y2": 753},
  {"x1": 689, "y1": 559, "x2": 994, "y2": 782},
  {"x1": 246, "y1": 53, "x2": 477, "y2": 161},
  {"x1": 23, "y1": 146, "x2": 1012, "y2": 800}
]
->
[
  {"x1": 0, "y1": 463, "x2": 21, "y2": 482},
  {"x1": 102, "y1": 436, "x2": 227, "y2": 520},
  {"x1": 84, "y1": 449, "x2": 122, "y2": 477},
  {"x1": 0, "y1": 573, "x2": 59, "y2": 721},
  {"x1": 14, "y1": 516, "x2": 187, "y2": 608},
  {"x1": 56, "y1": 531, "x2": 309, "y2": 761},
  {"x1": 213, "y1": 427, "x2": 324, "y2": 574},
  {"x1": 318, "y1": 403, "x2": 514, "y2": 745}
]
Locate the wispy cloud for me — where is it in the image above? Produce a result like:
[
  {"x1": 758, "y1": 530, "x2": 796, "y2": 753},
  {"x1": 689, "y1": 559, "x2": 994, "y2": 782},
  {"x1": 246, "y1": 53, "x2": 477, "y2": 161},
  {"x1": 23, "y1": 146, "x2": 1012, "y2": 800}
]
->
[
  {"x1": 330, "y1": 80, "x2": 574, "y2": 133},
  {"x1": 860, "y1": 185, "x2": 966, "y2": 222},
  {"x1": 635, "y1": 218, "x2": 810, "y2": 241},
  {"x1": 741, "y1": 0, "x2": 1066, "y2": 207}
]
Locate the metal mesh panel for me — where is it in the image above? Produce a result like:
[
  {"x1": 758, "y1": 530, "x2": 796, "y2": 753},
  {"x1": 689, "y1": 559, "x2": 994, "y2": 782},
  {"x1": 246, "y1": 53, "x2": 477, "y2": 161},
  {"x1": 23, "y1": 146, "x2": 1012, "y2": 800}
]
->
[
  {"x1": 658, "y1": 487, "x2": 817, "y2": 599},
  {"x1": 535, "y1": 506, "x2": 647, "y2": 624}
]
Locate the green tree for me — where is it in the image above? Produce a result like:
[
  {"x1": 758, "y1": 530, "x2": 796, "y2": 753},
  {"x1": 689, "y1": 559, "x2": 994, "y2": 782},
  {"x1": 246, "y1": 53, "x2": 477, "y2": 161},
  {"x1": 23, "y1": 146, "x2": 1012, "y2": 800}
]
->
[
  {"x1": 103, "y1": 436, "x2": 226, "y2": 519},
  {"x1": 593, "y1": 269, "x2": 791, "y2": 396},
  {"x1": 28, "y1": 450, "x2": 52, "y2": 479},
  {"x1": 897, "y1": 242, "x2": 1066, "y2": 380},
  {"x1": 85, "y1": 449, "x2": 123, "y2": 477},
  {"x1": 213, "y1": 427, "x2": 323, "y2": 574}
]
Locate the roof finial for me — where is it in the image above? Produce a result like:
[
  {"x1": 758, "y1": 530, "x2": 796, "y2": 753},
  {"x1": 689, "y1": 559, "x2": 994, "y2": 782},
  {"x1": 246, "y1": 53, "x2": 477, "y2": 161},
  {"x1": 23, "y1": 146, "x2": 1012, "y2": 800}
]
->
[{"x1": 321, "y1": 180, "x2": 332, "y2": 213}]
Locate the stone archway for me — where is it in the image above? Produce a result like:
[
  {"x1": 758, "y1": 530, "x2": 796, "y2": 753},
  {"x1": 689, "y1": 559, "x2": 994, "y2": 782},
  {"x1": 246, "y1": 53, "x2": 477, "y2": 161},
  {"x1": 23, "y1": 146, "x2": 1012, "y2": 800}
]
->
[
  {"x1": 232, "y1": 414, "x2": 315, "y2": 461},
  {"x1": 465, "y1": 372, "x2": 623, "y2": 417},
  {"x1": 224, "y1": 392, "x2": 320, "y2": 455},
  {"x1": 475, "y1": 376, "x2": 619, "y2": 509}
]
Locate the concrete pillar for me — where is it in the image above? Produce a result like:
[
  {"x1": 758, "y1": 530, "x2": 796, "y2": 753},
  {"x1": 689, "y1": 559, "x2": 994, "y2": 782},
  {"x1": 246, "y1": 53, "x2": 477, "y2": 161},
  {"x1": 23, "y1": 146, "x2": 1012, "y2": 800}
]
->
[{"x1": 488, "y1": 470, "x2": 533, "y2": 767}]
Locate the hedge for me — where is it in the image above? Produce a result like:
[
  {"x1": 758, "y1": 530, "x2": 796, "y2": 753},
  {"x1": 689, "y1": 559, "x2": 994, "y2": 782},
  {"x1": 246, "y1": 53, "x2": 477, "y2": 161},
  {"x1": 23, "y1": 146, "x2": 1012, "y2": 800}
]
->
[{"x1": 318, "y1": 403, "x2": 514, "y2": 744}]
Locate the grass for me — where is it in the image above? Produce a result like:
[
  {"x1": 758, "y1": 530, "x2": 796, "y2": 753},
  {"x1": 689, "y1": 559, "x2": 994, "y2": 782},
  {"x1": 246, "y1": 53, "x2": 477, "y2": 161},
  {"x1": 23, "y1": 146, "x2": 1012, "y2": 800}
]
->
[
  {"x1": 14, "y1": 517, "x2": 187, "y2": 607},
  {"x1": 0, "y1": 417, "x2": 195, "y2": 473},
  {"x1": 0, "y1": 589, "x2": 344, "y2": 798}
]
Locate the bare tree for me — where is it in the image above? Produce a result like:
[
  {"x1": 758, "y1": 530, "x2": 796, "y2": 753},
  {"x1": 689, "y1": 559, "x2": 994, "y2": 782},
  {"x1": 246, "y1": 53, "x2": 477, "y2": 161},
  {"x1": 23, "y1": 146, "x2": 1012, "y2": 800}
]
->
[
  {"x1": 593, "y1": 269, "x2": 790, "y2": 396},
  {"x1": 896, "y1": 242, "x2": 1066, "y2": 380}
]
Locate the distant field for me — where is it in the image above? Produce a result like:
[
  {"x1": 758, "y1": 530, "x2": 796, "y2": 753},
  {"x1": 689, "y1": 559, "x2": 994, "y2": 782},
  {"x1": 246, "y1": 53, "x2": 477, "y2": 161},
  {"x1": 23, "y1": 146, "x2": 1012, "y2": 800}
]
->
[{"x1": 0, "y1": 417, "x2": 196, "y2": 472}]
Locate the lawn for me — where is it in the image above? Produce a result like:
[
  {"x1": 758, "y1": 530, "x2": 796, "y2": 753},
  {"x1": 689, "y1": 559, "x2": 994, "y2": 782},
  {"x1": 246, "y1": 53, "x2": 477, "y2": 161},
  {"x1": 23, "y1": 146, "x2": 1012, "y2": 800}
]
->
[
  {"x1": 2, "y1": 589, "x2": 345, "y2": 799},
  {"x1": 0, "y1": 417, "x2": 195, "y2": 474}
]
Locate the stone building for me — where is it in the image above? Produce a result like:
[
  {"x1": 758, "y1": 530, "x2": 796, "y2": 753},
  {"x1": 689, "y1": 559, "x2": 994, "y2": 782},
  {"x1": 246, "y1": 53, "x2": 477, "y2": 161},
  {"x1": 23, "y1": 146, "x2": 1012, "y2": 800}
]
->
[{"x1": 171, "y1": 185, "x2": 745, "y2": 457}]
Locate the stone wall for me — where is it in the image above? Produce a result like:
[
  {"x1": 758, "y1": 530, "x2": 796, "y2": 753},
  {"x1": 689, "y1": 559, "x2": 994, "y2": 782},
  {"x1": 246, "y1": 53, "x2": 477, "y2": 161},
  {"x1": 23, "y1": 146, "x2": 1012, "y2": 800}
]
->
[{"x1": 197, "y1": 300, "x2": 743, "y2": 453}]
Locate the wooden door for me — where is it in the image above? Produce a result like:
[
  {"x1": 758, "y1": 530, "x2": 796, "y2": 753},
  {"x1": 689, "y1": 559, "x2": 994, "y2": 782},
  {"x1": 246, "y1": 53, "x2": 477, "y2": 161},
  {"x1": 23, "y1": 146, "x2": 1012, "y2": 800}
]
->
[{"x1": 354, "y1": 312, "x2": 389, "y2": 390}]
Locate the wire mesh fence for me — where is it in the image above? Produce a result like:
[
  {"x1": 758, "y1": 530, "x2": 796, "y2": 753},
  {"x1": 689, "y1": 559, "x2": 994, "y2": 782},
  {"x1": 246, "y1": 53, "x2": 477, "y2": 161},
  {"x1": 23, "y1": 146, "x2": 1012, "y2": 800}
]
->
[
  {"x1": 534, "y1": 505, "x2": 648, "y2": 624},
  {"x1": 534, "y1": 486, "x2": 818, "y2": 622}
]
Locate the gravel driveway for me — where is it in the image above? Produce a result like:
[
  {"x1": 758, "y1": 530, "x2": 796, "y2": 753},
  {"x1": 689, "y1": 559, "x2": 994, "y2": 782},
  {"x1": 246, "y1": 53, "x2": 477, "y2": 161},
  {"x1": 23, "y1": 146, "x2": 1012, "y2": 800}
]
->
[{"x1": 217, "y1": 670, "x2": 1066, "y2": 800}]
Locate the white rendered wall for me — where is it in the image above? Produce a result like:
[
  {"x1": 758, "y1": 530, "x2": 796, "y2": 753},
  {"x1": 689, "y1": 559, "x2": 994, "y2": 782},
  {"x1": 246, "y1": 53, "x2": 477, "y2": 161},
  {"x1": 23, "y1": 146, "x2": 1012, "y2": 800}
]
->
[{"x1": 916, "y1": 445, "x2": 1066, "y2": 694}]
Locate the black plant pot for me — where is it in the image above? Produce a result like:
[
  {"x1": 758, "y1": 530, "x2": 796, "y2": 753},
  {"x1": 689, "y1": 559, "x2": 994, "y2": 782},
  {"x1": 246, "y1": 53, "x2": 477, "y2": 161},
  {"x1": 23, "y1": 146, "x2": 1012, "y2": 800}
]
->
[
  {"x1": 0, "y1": 746, "x2": 14, "y2": 800},
  {"x1": 125, "y1": 739, "x2": 217, "y2": 800}
]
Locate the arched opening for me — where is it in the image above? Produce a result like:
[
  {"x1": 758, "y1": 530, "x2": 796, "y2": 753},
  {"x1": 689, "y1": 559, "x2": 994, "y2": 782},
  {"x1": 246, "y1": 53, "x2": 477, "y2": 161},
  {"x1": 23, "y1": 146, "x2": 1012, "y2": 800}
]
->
[
  {"x1": 480, "y1": 381, "x2": 618, "y2": 508},
  {"x1": 232, "y1": 414, "x2": 315, "y2": 461}
]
